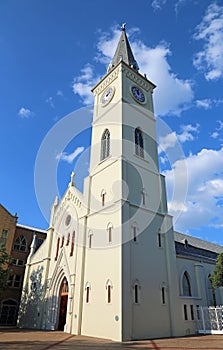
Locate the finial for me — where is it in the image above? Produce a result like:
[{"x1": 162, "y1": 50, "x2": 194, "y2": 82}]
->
[
  {"x1": 121, "y1": 23, "x2": 126, "y2": 31},
  {"x1": 70, "y1": 171, "x2": 76, "y2": 187}
]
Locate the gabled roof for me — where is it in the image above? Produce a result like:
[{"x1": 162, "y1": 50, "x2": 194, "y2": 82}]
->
[
  {"x1": 174, "y1": 231, "x2": 223, "y2": 254},
  {"x1": 108, "y1": 24, "x2": 139, "y2": 72}
]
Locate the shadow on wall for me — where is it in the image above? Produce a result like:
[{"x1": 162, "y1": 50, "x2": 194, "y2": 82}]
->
[{"x1": 18, "y1": 266, "x2": 45, "y2": 328}]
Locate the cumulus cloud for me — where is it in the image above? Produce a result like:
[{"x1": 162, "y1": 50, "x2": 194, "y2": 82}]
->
[
  {"x1": 164, "y1": 147, "x2": 223, "y2": 231},
  {"x1": 159, "y1": 123, "x2": 199, "y2": 153},
  {"x1": 46, "y1": 96, "x2": 55, "y2": 108},
  {"x1": 132, "y1": 41, "x2": 194, "y2": 116},
  {"x1": 151, "y1": 0, "x2": 166, "y2": 11},
  {"x1": 193, "y1": 3, "x2": 223, "y2": 80},
  {"x1": 72, "y1": 64, "x2": 99, "y2": 105},
  {"x1": 210, "y1": 120, "x2": 223, "y2": 139},
  {"x1": 196, "y1": 99, "x2": 212, "y2": 109},
  {"x1": 18, "y1": 107, "x2": 33, "y2": 119},
  {"x1": 56, "y1": 147, "x2": 85, "y2": 164},
  {"x1": 72, "y1": 27, "x2": 194, "y2": 116},
  {"x1": 56, "y1": 90, "x2": 63, "y2": 97}
]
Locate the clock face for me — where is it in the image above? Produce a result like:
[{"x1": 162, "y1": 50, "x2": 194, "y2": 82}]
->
[
  {"x1": 101, "y1": 86, "x2": 115, "y2": 105},
  {"x1": 131, "y1": 86, "x2": 145, "y2": 103}
]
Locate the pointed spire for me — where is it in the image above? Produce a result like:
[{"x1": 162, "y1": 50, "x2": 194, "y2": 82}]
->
[{"x1": 107, "y1": 24, "x2": 139, "y2": 73}]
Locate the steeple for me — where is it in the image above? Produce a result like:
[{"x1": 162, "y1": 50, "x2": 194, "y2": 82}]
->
[{"x1": 107, "y1": 23, "x2": 139, "y2": 72}]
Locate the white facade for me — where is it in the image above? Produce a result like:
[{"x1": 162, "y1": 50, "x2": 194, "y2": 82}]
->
[{"x1": 18, "y1": 28, "x2": 223, "y2": 341}]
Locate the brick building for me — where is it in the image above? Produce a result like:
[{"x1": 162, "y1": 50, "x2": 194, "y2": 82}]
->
[{"x1": 0, "y1": 204, "x2": 46, "y2": 325}]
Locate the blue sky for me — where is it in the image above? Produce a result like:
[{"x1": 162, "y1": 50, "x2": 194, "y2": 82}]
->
[{"x1": 1, "y1": 0, "x2": 223, "y2": 244}]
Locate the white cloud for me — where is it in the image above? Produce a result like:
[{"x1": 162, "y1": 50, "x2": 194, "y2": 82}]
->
[
  {"x1": 159, "y1": 123, "x2": 199, "y2": 153},
  {"x1": 46, "y1": 96, "x2": 55, "y2": 108},
  {"x1": 196, "y1": 99, "x2": 212, "y2": 109},
  {"x1": 72, "y1": 27, "x2": 194, "y2": 115},
  {"x1": 132, "y1": 41, "x2": 194, "y2": 116},
  {"x1": 56, "y1": 147, "x2": 85, "y2": 164},
  {"x1": 211, "y1": 131, "x2": 219, "y2": 139},
  {"x1": 151, "y1": 0, "x2": 166, "y2": 11},
  {"x1": 193, "y1": 3, "x2": 223, "y2": 80},
  {"x1": 18, "y1": 107, "x2": 33, "y2": 119},
  {"x1": 217, "y1": 120, "x2": 223, "y2": 131},
  {"x1": 72, "y1": 64, "x2": 99, "y2": 105},
  {"x1": 164, "y1": 147, "x2": 223, "y2": 231},
  {"x1": 56, "y1": 90, "x2": 63, "y2": 97}
]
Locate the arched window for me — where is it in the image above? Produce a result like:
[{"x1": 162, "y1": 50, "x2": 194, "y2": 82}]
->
[
  {"x1": 88, "y1": 230, "x2": 93, "y2": 249},
  {"x1": 106, "y1": 280, "x2": 113, "y2": 304},
  {"x1": 182, "y1": 272, "x2": 192, "y2": 296},
  {"x1": 132, "y1": 223, "x2": 138, "y2": 242},
  {"x1": 101, "y1": 129, "x2": 110, "y2": 161},
  {"x1": 133, "y1": 280, "x2": 141, "y2": 304},
  {"x1": 85, "y1": 282, "x2": 91, "y2": 303},
  {"x1": 13, "y1": 235, "x2": 27, "y2": 252},
  {"x1": 55, "y1": 237, "x2": 60, "y2": 261},
  {"x1": 135, "y1": 128, "x2": 144, "y2": 158},
  {"x1": 66, "y1": 233, "x2": 70, "y2": 246},
  {"x1": 70, "y1": 231, "x2": 75, "y2": 256},
  {"x1": 107, "y1": 223, "x2": 113, "y2": 243}
]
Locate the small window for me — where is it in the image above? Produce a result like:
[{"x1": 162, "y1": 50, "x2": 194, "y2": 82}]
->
[
  {"x1": 101, "y1": 129, "x2": 110, "y2": 161},
  {"x1": 106, "y1": 280, "x2": 113, "y2": 304},
  {"x1": 7, "y1": 274, "x2": 22, "y2": 288},
  {"x1": 108, "y1": 285, "x2": 111, "y2": 303},
  {"x1": 55, "y1": 237, "x2": 60, "y2": 261},
  {"x1": 133, "y1": 225, "x2": 137, "y2": 242},
  {"x1": 61, "y1": 236, "x2": 64, "y2": 248},
  {"x1": 196, "y1": 305, "x2": 200, "y2": 320},
  {"x1": 13, "y1": 235, "x2": 27, "y2": 252},
  {"x1": 135, "y1": 128, "x2": 144, "y2": 158},
  {"x1": 141, "y1": 188, "x2": 146, "y2": 205},
  {"x1": 184, "y1": 304, "x2": 188, "y2": 320},
  {"x1": 190, "y1": 305, "x2": 194, "y2": 320},
  {"x1": 85, "y1": 282, "x2": 91, "y2": 303},
  {"x1": 161, "y1": 287, "x2": 166, "y2": 304},
  {"x1": 107, "y1": 223, "x2": 113, "y2": 243},
  {"x1": 88, "y1": 231, "x2": 93, "y2": 249},
  {"x1": 134, "y1": 284, "x2": 139, "y2": 304},
  {"x1": 158, "y1": 232, "x2": 162, "y2": 247},
  {"x1": 66, "y1": 233, "x2": 70, "y2": 246},
  {"x1": 11, "y1": 259, "x2": 24, "y2": 266},
  {"x1": 70, "y1": 231, "x2": 75, "y2": 256}
]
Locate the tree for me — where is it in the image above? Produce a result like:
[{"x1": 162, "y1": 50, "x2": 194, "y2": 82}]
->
[
  {"x1": 210, "y1": 253, "x2": 223, "y2": 290},
  {"x1": 0, "y1": 243, "x2": 11, "y2": 294}
]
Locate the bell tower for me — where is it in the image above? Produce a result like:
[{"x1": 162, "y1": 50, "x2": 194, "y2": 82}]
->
[{"x1": 81, "y1": 25, "x2": 180, "y2": 341}]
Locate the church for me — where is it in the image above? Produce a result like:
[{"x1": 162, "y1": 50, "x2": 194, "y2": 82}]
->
[{"x1": 18, "y1": 26, "x2": 223, "y2": 341}]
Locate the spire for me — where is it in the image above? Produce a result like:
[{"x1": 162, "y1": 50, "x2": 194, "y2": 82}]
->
[{"x1": 107, "y1": 24, "x2": 139, "y2": 73}]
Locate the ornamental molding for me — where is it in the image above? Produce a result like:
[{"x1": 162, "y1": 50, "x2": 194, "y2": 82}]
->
[
  {"x1": 93, "y1": 67, "x2": 121, "y2": 96},
  {"x1": 54, "y1": 189, "x2": 83, "y2": 223},
  {"x1": 124, "y1": 68, "x2": 152, "y2": 92}
]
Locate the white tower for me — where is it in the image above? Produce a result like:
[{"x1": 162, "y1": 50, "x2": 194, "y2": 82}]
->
[{"x1": 81, "y1": 25, "x2": 180, "y2": 341}]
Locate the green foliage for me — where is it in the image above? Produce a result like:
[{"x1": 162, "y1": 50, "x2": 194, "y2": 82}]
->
[
  {"x1": 210, "y1": 253, "x2": 223, "y2": 290},
  {"x1": 0, "y1": 243, "x2": 11, "y2": 294}
]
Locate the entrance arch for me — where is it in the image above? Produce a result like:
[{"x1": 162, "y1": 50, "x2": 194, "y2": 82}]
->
[{"x1": 58, "y1": 277, "x2": 69, "y2": 331}]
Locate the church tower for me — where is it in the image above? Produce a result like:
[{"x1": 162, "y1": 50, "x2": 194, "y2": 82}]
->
[{"x1": 80, "y1": 25, "x2": 180, "y2": 341}]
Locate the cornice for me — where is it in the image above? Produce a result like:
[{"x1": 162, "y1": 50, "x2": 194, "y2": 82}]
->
[{"x1": 92, "y1": 66, "x2": 120, "y2": 96}]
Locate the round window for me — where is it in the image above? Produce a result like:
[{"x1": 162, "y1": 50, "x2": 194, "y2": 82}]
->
[{"x1": 65, "y1": 214, "x2": 71, "y2": 226}]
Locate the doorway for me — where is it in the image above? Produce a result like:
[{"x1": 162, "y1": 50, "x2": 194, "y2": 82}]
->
[{"x1": 58, "y1": 277, "x2": 69, "y2": 331}]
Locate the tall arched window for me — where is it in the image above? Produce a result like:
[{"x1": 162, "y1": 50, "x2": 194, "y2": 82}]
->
[
  {"x1": 135, "y1": 128, "x2": 144, "y2": 158},
  {"x1": 182, "y1": 271, "x2": 192, "y2": 296},
  {"x1": 106, "y1": 279, "x2": 113, "y2": 304},
  {"x1": 101, "y1": 129, "x2": 110, "y2": 161},
  {"x1": 133, "y1": 280, "x2": 141, "y2": 304},
  {"x1": 13, "y1": 235, "x2": 27, "y2": 252},
  {"x1": 107, "y1": 223, "x2": 113, "y2": 243}
]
